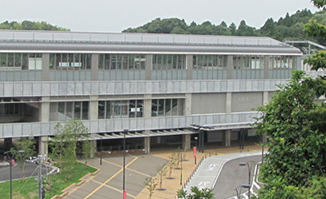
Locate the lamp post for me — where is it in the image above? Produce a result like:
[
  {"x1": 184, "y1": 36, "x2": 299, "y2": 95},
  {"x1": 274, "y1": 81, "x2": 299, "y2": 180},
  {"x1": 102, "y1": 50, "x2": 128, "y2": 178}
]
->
[
  {"x1": 180, "y1": 153, "x2": 183, "y2": 186},
  {"x1": 123, "y1": 129, "x2": 127, "y2": 199},
  {"x1": 194, "y1": 137, "x2": 198, "y2": 165},
  {"x1": 239, "y1": 161, "x2": 255, "y2": 199},
  {"x1": 4, "y1": 150, "x2": 25, "y2": 199}
]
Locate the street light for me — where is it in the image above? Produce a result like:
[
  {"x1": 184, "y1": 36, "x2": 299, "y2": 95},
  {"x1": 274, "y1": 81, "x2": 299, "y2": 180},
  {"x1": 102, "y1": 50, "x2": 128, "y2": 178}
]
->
[
  {"x1": 123, "y1": 129, "x2": 128, "y2": 199},
  {"x1": 234, "y1": 184, "x2": 250, "y2": 199},
  {"x1": 239, "y1": 161, "x2": 255, "y2": 199},
  {"x1": 4, "y1": 150, "x2": 25, "y2": 199},
  {"x1": 194, "y1": 137, "x2": 198, "y2": 165},
  {"x1": 180, "y1": 153, "x2": 183, "y2": 186}
]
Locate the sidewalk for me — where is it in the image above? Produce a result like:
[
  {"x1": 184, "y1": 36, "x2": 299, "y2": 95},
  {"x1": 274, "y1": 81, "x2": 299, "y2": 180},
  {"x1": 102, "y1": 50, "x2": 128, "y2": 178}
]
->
[{"x1": 136, "y1": 145, "x2": 262, "y2": 199}]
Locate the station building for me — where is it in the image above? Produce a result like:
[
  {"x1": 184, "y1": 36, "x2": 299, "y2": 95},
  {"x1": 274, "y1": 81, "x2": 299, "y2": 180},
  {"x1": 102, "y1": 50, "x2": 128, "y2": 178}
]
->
[{"x1": 0, "y1": 30, "x2": 303, "y2": 155}]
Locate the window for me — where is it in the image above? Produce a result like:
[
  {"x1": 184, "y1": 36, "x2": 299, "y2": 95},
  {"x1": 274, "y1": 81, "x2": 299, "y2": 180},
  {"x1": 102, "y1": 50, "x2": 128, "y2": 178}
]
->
[
  {"x1": 98, "y1": 54, "x2": 146, "y2": 70},
  {"x1": 49, "y1": 53, "x2": 91, "y2": 70},
  {"x1": 54, "y1": 101, "x2": 89, "y2": 120},
  {"x1": 0, "y1": 53, "x2": 40, "y2": 70},
  {"x1": 151, "y1": 99, "x2": 184, "y2": 117},
  {"x1": 193, "y1": 55, "x2": 227, "y2": 69},
  {"x1": 269, "y1": 56, "x2": 293, "y2": 69},
  {"x1": 98, "y1": 100, "x2": 143, "y2": 119},
  {"x1": 152, "y1": 55, "x2": 185, "y2": 70},
  {"x1": 233, "y1": 55, "x2": 264, "y2": 69}
]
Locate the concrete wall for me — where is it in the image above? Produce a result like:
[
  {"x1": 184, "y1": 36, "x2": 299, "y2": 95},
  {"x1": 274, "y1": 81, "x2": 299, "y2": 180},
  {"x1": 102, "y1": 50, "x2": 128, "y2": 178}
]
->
[
  {"x1": 191, "y1": 93, "x2": 226, "y2": 114},
  {"x1": 0, "y1": 79, "x2": 287, "y2": 98},
  {"x1": 231, "y1": 92, "x2": 263, "y2": 112}
]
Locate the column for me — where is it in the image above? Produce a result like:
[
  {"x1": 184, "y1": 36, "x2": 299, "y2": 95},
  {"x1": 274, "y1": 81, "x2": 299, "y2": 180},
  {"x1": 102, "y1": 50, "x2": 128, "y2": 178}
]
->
[
  {"x1": 144, "y1": 137, "x2": 150, "y2": 154},
  {"x1": 145, "y1": 55, "x2": 152, "y2": 80},
  {"x1": 89, "y1": 96, "x2": 99, "y2": 120},
  {"x1": 186, "y1": 55, "x2": 193, "y2": 80},
  {"x1": 143, "y1": 94, "x2": 152, "y2": 118},
  {"x1": 42, "y1": 53, "x2": 50, "y2": 81},
  {"x1": 182, "y1": 134, "x2": 191, "y2": 151},
  {"x1": 91, "y1": 54, "x2": 99, "y2": 81},
  {"x1": 264, "y1": 56, "x2": 270, "y2": 79},
  {"x1": 263, "y1": 91, "x2": 269, "y2": 105},
  {"x1": 226, "y1": 92, "x2": 232, "y2": 113},
  {"x1": 227, "y1": 55, "x2": 233, "y2": 79},
  {"x1": 185, "y1": 94, "x2": 192, "y2": 116},
  {"x1": 39, "y1": 96, "x2": 50, "y2": 122},
  {"x1": 224, "y1": 130, "x2": 231, "y2": 147},
  {"x1": 89, "y1": 140, "x2": 97, "y2": 158},
  {"x1": 38, "y1": 136, "x2": 49, "y2": 155}
]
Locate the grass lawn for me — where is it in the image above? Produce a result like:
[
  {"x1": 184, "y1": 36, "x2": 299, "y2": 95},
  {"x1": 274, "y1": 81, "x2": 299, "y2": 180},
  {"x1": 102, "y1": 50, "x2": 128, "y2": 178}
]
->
[{"x1": 0, "y1": 162, "x2": 97, "y2": 199}]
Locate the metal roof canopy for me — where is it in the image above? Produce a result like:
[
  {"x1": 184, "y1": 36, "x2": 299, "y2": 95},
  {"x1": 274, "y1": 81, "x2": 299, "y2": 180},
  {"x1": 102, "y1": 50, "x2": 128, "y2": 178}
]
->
[
  {"x1": 190, "y1": 122, "x2": 255, "y2": 131},
  {"x1": 0, "y1": 30, "x2": 302, "y2": 55},
  {"x1": 87, "y1": 129, "x2": 197, "y2": 141}
]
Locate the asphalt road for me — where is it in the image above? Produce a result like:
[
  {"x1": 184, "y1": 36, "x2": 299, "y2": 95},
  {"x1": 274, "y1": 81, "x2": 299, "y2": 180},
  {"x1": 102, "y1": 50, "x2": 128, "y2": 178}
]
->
[
  {"x1": 0, "y1": 162, "x2": 50, "y2": 182},
  {"x1": 213, "y1": 155, "x2": 261, "y2": 199}
]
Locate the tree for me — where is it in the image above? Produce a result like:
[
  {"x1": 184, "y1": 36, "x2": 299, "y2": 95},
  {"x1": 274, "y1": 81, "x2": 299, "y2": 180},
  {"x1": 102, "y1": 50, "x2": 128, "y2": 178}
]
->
[
  {"x1": 156, "y1": 164, "x2": 167, "y2": 190},
  {"x1": 10, "y1": 137, "x2": 35, "y2": 178},
  {"x1": 50, "y1": 118, "x2": 89, "y2": 175},
  {"x1": 255, "y1": 71, "x2": 326, "y2": 198},
  {"x1": 144, "y1": 176, "x2": 158, "y2": 199},
  {"x1": 177, "y1": 187, "x2": 214, "y2": 199},
  {"x1": 167, "y1": 153, "x2": 177, "y2": 179}
]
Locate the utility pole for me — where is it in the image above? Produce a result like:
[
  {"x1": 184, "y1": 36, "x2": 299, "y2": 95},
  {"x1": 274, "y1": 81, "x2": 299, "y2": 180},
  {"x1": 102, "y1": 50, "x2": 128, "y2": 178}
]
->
[{"x1": 38, "y1": 155, "x2": 43, "y2": 199}]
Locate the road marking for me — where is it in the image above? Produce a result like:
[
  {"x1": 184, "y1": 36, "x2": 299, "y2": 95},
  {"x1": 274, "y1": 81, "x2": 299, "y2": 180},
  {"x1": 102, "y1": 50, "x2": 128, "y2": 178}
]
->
[
  {"x1": 84, "y1": 156, "x2": 138, "y2": 199},
  {"x1": 103, "y1": 159, "x2": 151, "y2": 177},
  {"x1": 91, "y1": 179, "x2": 136, "y2": 198}
]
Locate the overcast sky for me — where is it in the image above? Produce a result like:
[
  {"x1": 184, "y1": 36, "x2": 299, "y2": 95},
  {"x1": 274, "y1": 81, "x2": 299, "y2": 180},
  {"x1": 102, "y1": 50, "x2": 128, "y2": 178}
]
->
[{"x1": 0, "y1": 0, "x2": 319, "y2": 33}]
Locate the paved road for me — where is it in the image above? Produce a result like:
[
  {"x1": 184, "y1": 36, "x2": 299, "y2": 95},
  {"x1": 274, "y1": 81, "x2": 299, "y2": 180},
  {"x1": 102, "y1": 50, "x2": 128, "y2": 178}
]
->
[
  {"x1": 213, "y1": 155, "x2": 261, "y2": 199},
  {"x1": 184, "y1": 151, "x2": 261, "y2": 198},
  {"x1": 0, "y1": 162, "x2": 50, "y2": 182},
  {"x1": 65, "y1": 154, "x2": 167, "y2": 199}
]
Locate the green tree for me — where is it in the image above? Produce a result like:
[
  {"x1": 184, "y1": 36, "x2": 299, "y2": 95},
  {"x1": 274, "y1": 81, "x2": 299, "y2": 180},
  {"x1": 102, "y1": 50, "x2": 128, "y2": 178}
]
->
[
  {"x1": 10, "y1": 137, "x2": 35, "y2": 178},
  {"x1": 255, "y1": 71, "x2": 326, "y2": 198},
  {"x1": 50, "y1": 118, "x2": 89, "y2": 174},
  {"x1": 144, "y1": 176, "x2": 158, "y2": 199},
  {"x1": 177, "y1": 187, "x2": 214, "y2": 199}
]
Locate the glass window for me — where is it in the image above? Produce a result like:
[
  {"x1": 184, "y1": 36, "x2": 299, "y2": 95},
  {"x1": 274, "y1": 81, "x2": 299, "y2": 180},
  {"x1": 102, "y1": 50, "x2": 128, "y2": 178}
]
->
[
  {"x1": 98, "y1": 101, "x2": 105, "y2": 119},
  {"x1": 82, "y1": 102, "x2": 89, "y2": 120},
  {"x1": 153, "y1": 55, "x2": 185, "y2": 70}
]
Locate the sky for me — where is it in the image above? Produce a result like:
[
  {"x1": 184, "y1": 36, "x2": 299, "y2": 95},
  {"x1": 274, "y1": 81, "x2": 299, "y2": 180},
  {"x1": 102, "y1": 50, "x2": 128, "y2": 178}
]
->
[{"x1": 0, "y1": 0, "x2": 320, "y2": 33}]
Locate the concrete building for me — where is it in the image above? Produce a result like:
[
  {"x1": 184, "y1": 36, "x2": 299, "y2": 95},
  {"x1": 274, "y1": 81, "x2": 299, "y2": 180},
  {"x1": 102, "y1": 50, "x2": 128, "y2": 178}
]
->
[{"x1": 0, "y1": 30, "x2": 303, "y2": 155}]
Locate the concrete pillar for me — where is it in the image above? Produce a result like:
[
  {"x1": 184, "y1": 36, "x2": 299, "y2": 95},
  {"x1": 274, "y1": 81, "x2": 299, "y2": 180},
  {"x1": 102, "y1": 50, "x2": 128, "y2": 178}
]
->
[
  {"x1": 186, "y1": 55, "x2": 193, "y2": 80},
  {"x1": 4, "y1": 138, "x2": 12, "y2": 150},
  {"x1": 89, "y1": 96, "x2": 99, "y2": 120},
  {"x1": 143, "y1": 94, "x2": 152, "y2": 118},
  {"x1": 90, "y1": 140, "x2": 97, "y2": 158},
  {"x1": 40, "y1": 96, "x2": 50, "y2": 122},
  {"x1": 226, "y1": 92, "x2": 232, "y2": 113},
  {"x1": 144, "y1": 136, "x2": 150, "y2": 154},
  {"x1": 264, "y1": 56, "x2": 270, "y2": 79},
  {"x1": 263, "y1": 91, "x2": 269, "y2": 105},
  {"x1": 182, "y1": 134, "x2": 191, "y2": 151},
  {"x1": 145, "y1": 55, "x2": 152, "y2": 80},
  {"x1": 185, "y1": 94, "x2": 192, "y2": 116},
  {"x1": 42, "y1": 53, "x2": 50, "y2": 81},
  {"x1": 227, "y1": 55, "x2": 233, "y2": 79},
  {"x1": 224, "y1": 130, "x2": 231, "y2": 147},
  {"x1": 38, "y1": 136, "x2": 49, "y2": 155},
  {"x1": 91, "y1": 54, "x2": 99, "y2": 81}
]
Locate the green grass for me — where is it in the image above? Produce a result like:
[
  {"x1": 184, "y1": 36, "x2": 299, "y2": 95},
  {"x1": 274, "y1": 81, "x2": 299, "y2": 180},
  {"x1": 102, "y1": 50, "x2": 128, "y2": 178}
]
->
[{"x1": 0, "y1": 162, "x2": 97, "y2": 199}]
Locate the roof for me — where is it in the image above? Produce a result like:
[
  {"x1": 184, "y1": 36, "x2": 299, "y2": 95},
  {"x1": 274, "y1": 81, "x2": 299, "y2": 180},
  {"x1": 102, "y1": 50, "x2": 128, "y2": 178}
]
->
[{"x1": 0, "y1": 30, "x2": 302, "y2": 55}]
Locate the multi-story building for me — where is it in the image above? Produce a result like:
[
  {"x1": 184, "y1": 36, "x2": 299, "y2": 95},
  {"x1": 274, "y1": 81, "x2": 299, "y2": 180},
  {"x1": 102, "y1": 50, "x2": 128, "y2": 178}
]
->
[{"x1": 0, "y1": 30, "x2": 302, "y2": 155}]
